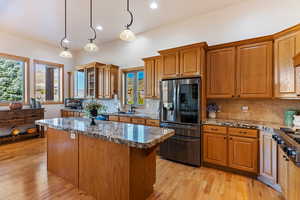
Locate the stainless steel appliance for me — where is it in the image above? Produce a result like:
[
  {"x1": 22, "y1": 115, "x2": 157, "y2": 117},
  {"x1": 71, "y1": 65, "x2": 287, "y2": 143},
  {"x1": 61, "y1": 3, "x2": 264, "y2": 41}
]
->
[
  {"x1": 273, "y1": 128, "x2": 300, "y2": 164},
  {"x1": 159, "y1": 78, "x2": 201, "y2": 166},
  {"x1": 64, "y1": 98, "x2": 84, "y2": 109}
]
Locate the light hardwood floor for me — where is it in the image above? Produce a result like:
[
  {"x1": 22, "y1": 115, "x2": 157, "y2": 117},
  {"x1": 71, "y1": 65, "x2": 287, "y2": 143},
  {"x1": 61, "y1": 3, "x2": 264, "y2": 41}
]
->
[{"x1": 0, "y1": 138, "x2": 283, "y2": 200}]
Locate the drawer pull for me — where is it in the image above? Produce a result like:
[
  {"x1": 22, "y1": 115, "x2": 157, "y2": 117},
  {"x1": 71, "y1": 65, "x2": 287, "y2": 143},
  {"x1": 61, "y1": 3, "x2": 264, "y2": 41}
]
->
[{"x1": 239, "y1": 131, "x2": 247, "y2": 134}]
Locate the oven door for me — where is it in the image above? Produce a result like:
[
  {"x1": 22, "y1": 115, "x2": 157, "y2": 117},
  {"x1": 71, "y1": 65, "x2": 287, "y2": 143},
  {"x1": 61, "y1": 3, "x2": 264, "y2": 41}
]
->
[{"x1": 159, "y1": 135, "x2": 201, "y2": 166}]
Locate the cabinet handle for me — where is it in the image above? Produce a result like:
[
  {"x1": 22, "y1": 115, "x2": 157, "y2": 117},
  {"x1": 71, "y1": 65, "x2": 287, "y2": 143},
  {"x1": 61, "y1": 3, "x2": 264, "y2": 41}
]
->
[
  {"x1": 232, "y1": 95, "x2": 234, "y2": 98},
  {"x1": 297, "y1": 94, "x2": 300, "y2": 97},
  {"x1": 224, "y1": 137, "x2": 227, "y2": 139},
  {"x1": 230, "y1": 137, "x2": 233, "y2": 140},
  {"x1": 239, "y1": 131, "x2": 247, "y2": 134}
]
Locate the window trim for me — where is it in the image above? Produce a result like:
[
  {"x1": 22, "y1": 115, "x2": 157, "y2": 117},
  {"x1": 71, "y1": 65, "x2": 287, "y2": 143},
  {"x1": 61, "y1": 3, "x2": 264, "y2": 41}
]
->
[
  {"x1": 33, "y1": 59, "x2": 64, "y2": 104},
  {"x1": 0, "y1": 53, "x2": 30, "y2": 106},
  {"x1": 121, "y1": 66, "x2": 145, "y2": 107}
]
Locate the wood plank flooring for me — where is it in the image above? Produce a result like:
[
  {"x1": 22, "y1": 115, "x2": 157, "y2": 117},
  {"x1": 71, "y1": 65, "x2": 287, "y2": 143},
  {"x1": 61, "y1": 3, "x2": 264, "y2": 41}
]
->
[{"x1": 0, "y1": 138, "x2": 283, "y2": 200}]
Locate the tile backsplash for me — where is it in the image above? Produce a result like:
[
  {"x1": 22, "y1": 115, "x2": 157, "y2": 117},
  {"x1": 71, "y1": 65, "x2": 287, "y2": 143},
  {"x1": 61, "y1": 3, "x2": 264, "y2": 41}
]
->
[{"x1": 208, "y1": 99, "x2": 300, "y2": 124}]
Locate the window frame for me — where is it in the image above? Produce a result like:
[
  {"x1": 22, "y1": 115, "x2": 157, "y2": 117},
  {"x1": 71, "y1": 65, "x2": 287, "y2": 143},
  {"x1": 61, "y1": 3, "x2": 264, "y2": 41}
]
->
[
  {"x1": 33, "y1": 59, "x2": 64, "y2": 104},
  {"x1": 121, "y1": 67, "x2": 145, "y2": 107},
  {"x1": 0, "y1": 53, "x2": 30, "y2": 106}
]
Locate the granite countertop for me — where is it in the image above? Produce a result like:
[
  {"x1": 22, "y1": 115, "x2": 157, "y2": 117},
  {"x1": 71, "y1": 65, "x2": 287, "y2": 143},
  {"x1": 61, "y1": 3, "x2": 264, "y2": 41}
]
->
[
  {"x1": 35, "y1": 117, "x2": 174, "y2": 149},
  {"x1": 203, "y1": 118, "x2": 289, "y2": 132},
  {"x1": 61, "y1": 108, "x2": 85, "y2": 113}
]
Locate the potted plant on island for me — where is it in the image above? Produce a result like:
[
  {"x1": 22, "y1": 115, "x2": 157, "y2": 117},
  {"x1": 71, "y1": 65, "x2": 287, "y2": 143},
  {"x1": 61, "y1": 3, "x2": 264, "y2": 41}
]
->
[
  {"x1": 84, "y1": 101, "x2": 107, "y2": 126},
  {"x1": 207, "y1": 103, "x2": 219, "y2": 119}
]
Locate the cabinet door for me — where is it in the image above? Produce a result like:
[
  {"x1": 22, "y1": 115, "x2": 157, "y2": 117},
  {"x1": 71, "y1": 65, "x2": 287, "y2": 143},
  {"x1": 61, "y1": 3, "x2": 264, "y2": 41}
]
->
[
  {"x1": 203, "y1": 133, "x2": 228, "y2": 166},
  {"x1": 207, "y1": 47, "x2": 236, "y2": 98},
  {"x1": 260, "y1": 132, "x2": 277, "y2": 184},
  {"x1": 145, "y1": 59, "x2": 155, "y2": 98},
  {"x1": 47, "y1": 128, "x2": 79, "y2": 186},
  {"x1": 228, "y1": 136, "x2": 258, "y2": 173},
  {"x1": 161, "y1": 52, "x2": 179, "y2": 79},
  {"x1": 288, "y1": 160, "x2": 300, "y2": 200},
  {"x1": 237, "y1": 41, "x2": 273, "y2": 98},
  {"x1": 274, "y1": 32, "x2": 300, "y2": 98},
  {"x1": 180, "y1": 47, "x2": 201, "y2": 77},
  {"x1": 154, "y1": 57, "x2": 162, "y2": 98},
  {"x1": 98, "y1": 67, "x2": 104, "y2": 98},
  {"x1": 278, "y1": 147, "x2": 289, "y2": 199}
]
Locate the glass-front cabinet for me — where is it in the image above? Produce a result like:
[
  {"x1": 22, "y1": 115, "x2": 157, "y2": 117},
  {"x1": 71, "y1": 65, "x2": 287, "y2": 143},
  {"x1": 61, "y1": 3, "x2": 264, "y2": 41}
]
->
[{"x1": 72, "y1": 62, "x2": 119, "y2": 99}]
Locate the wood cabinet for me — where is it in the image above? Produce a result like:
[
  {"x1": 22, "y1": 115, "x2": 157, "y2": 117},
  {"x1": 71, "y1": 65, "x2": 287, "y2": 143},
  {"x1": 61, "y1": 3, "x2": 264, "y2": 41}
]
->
[
  {"x1": 47, "y1": 128, "x2": 79, "y2": 186},
  {"x1": 288, "y1": 159, "x2": 300, "y2": 200},
  {"x1": 278, "y1": 147, "x2": 289, "y2": 199},
  {"x1": 207, "y1": 41, "x2": 273, "y2": 99},
  {"x1": 146, "y1": 119, "x2": 160, "y2": 127},
  {"x1": 203, "y1": 132, "x2": 228, "y2": 166},
  {"x1": 228, "y1": 136, "x2": 258, "y2": 173},
  {"x1": 237, "y1": 41, "x2": 273, "y2": 98},
  {"x1": 158, "y1": 43, "x2": 207, "y2": 79},
  {"x1": 203, "y1": 125, "x2": 259, "y2": 175},
  {"x1": 259, "y1": 132, "x2": 277, "y2": 185},
  {"x1": 143, "y1": 56, "x2": 162, "y2": 98},
  {"x1": 274, "y1": 31, "x2": 300, "y2": 98},
  {"x1": 207, "y1": 47, "x2": 236, "y2": 98},
  {"x1": 74, "y1": 62, "x2": 119, "y2": 99},
  {"x1": 61, "y1": 109, "x2": 84, "y2": 118},
  {"x1": 108, "y1": 115, "x2": 160, "y2": 127},
  {"x1": 108, "y1": 115, "x2": 119, "y2": 122}
]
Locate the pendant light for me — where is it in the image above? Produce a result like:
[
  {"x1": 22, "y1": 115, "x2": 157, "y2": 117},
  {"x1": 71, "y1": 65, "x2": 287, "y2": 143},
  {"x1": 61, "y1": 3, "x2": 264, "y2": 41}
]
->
[
  {"x1": 84, "y1": 0, "x2": 99, "y2": 52},
  {"x1": 120, "y1": 0, "x2": 136, "y2": 41},
  {"x1": 59, "y1": 0, "x2": 72, "y2": 58}
]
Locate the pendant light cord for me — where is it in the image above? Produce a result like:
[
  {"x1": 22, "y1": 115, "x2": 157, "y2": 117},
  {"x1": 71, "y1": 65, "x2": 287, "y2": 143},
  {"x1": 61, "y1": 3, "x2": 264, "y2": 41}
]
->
[
  {"x1": 60, "y1": 0, "x2": 67, "y2": 49},
  {"x1": 126, "y1": 0, "x2": 133, "y2": 29},
  {"x1": 89, "y1": 0, "x2": 97, "y2": 41}
]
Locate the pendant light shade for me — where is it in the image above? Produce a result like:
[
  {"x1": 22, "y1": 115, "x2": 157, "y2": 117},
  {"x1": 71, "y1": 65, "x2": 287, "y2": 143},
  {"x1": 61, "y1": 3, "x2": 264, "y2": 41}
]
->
[
  {"x1": 120, "y1": 0, "x2": 135, "y2": 41},
  {"x1": 120, "y1": 29, "x2": 136, "y2": 41},
  {"x1": 84, "y1": 39, "x2": 99, "y2": 52},
  {"x1": 59, "y1": 0, "x2": 72, "y2": 58},
  {"x1": 59, "y1": 48, "x2": 72, "y2": 58},
  {"x1": 84, "y1": 0, "x2": 98, "y2": 52}
]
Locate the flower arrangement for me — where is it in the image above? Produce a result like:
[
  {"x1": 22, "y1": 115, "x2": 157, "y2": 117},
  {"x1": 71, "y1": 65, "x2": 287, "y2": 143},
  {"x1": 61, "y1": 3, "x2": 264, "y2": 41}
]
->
[
  {"x1": 207, "y1": 103, "x2": 219, "y2": 119},
  {"x1": 84, "y1": 101, "x2": 107, "y2": 117}
]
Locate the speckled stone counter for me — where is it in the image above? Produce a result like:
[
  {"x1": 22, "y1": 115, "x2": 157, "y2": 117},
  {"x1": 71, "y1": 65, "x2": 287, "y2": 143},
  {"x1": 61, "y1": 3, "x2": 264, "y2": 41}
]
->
[
  {"x1": 36, "y1": 117, "x2": 174, "y2": 149},
  {"x1": 203, "y1": 118, "x2": 289, "y2": 132}
]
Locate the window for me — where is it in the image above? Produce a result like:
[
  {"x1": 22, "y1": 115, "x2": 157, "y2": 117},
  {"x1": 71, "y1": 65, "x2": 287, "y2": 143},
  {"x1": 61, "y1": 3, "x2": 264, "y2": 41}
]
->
[
  {"x1": 124, "y1": 70, "x2": 145, "y2": 106},
  {"x1": 0, "y1": 53, "x2": 29, "y2": 104},
  {"x1": 34, "y1": 60, "x2": 64, "y2": 103}
]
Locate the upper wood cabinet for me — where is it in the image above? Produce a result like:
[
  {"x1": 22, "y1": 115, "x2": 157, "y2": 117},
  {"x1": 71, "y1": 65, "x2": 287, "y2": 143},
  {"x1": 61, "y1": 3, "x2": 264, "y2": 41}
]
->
[
  {"x1": 75, "y1": 62, "x2": 119, "y2": 99},
  {"x1": 207, "y1": 40, "x2": 273, "y2": 99},
  {"x1": 274, "y1": 31, "x2": 300, "y2": 98},
  {"x1": 207, "y1": 47, "x2": 236, "y2": 98},
  {"x1": 158, "y1": 43, "x2": 207, "y2": 79},
  {"x1": 102, "y1": 65, "x2": 119, "y2": 99},
  {"x1": 143, "y1": 56, "x2": 162, "y2": 98},
  {"x1": 237, "y1": 41, "x2": 273, "y2": 98}
]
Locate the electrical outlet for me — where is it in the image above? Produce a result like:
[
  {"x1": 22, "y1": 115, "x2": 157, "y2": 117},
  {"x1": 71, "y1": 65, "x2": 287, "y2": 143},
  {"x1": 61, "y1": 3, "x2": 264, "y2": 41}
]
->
[{"x1": 241, "y1": 106, "x2": 249, "y2": 112}]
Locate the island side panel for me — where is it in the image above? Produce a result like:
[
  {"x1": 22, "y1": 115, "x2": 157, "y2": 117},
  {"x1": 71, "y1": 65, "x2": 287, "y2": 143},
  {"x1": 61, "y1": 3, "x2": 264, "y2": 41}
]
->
[
  {"x1": 47, "y1": 128, "x2": 79, "y2": 187},
  {"x1": 78, "y1": 134, "x2": 130, "y2": 200},
  {"x1": 129, "y1": 147, "x2": 157, "y2": 200}
]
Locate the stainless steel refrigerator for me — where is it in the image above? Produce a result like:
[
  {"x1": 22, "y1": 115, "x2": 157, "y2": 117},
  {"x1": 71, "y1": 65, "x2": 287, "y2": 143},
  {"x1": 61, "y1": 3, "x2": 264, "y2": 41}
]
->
[{"x1": 159, "y1": 78, "x2": 201, "y2": 166}]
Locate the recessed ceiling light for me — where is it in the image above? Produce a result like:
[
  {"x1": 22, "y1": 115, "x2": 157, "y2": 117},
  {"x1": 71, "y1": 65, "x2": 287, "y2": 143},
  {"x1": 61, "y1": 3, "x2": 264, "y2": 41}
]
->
[
  {"x1": 150, "y1": 1, "x2": 158, "y2": 9},
  {"x1": 96, "y1": 25, "x2": 103, "y2": 31}
]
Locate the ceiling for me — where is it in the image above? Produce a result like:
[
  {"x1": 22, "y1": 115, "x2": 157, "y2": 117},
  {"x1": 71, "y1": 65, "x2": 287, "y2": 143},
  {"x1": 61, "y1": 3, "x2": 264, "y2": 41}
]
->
[{"x1": 0, "y1": 0, "x2": 244, "y2": 50}]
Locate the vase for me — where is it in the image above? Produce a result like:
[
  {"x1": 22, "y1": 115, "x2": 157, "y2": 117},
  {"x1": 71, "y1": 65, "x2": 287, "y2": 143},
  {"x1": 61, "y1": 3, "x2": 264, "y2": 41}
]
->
[
  {"x1": 208, "y1": 111, "x2": 216, "y2": 119},
  {"x1": 9, "y1": 102, "x2": 23, "y2": 110},
  {"x1": 89, "y1": 109, "x2": 98, "y2": 126}
]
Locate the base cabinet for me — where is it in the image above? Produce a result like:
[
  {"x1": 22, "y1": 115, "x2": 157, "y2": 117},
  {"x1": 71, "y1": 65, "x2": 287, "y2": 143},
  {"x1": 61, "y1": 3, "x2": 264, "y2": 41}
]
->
[
  {"x1": 228, "y1": 136, "x2": 258, "y2": 173},
  {"x1": 203, "y1": 125, "x2": 259, "y2": 175},
  {"x1": 203, "y1": 133, "x2": 228, "y2": 166}
]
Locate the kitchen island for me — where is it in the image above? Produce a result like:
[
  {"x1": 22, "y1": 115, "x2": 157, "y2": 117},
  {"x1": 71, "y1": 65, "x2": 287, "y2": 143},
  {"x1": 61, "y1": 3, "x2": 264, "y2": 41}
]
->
[{"x1": 35, "y1": 117, "x2": 174, "y2": 200}]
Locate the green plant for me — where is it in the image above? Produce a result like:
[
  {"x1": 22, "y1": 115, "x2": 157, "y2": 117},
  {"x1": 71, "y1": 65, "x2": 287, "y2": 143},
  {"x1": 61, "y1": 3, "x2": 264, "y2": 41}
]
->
[{"x1": 84, "y1": 101, "x2": 107, "y2": 117}]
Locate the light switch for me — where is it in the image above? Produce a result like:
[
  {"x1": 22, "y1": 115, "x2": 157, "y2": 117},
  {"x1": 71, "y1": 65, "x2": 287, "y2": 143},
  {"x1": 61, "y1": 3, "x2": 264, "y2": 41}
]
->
[
  {"x1": 70, "y1": 133, "x2": 76, "y2": 139},
  {"x1": 241, "y1": 106, "x2": 249, "y2": 112}
]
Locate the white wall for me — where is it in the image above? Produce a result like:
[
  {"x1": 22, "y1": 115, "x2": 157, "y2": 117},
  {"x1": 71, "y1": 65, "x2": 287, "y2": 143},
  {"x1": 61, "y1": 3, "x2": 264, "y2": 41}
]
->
[
  {"x1": 0, "y1": 31, "x2": 75, "y2": 118},
  {"x1": 74, "y1": 0, "x2": 300, "y2": 67}
]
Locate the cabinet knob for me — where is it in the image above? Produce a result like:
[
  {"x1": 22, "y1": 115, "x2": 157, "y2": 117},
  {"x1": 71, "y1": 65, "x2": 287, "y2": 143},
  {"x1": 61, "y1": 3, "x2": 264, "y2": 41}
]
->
[
  {"x1": 232, "y1": 95, "x2": 235, "y2": 98},
  {"x1": 230, "y1": 137, "x2": 233, "y2": 140},
  {"x1": 297, "y1": 94, "x2": 300, "y2": 97},
  {"x1": 224, "y1": 137, "x2": 227, "y2": 139}
]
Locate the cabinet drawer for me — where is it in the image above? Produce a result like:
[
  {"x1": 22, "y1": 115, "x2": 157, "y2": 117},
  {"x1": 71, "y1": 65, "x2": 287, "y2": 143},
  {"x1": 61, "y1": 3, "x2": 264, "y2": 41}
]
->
[
  {"x1": 203, "y1": 125, "x2": 227, "y2": 134},
  {"x1": 131, "y1": 118, "x2": 146, "y2": 125},
  {"x1": 228, "y1": 128, "x2": 258, "y2": 138},
  {"x1": 108, "y1": 115, "x2": 119, "y2": 122},
  {"x1": 119, "y1": 116, "x2": 132, "y2": 123},
  {"x1": 146, "y1": 119, "x2": 160, "y2": 127}
]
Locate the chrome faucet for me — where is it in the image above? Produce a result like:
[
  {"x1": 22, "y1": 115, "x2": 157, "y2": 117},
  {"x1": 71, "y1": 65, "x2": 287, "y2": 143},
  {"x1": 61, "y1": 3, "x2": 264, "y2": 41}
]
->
[{"x1": 129, "y1": 105, "x2": 136, "y2": 113}]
